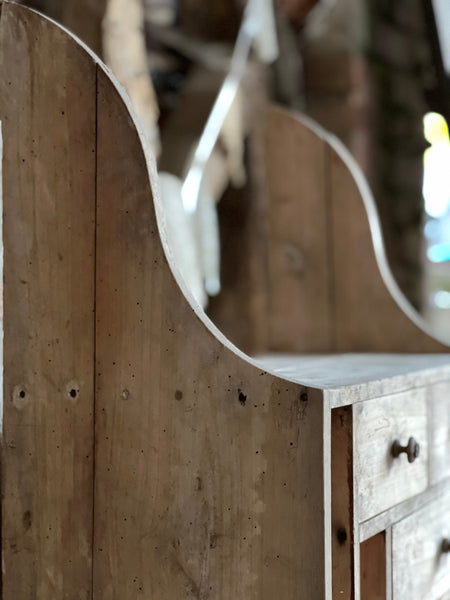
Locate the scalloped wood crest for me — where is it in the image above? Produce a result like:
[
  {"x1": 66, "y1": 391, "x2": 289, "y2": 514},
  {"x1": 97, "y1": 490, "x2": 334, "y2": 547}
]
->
[{"x1": 0, "y1": 2, "x2": 447, "y2": 598}]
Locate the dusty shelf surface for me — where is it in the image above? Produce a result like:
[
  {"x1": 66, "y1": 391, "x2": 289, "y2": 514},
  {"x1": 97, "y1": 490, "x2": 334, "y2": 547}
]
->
[{"x1": 254, "y1": 353, "x2": 450, "y2": 406}]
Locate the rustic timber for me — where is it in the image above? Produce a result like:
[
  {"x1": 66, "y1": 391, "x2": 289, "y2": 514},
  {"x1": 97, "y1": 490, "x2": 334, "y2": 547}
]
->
[
  {"x1": 331, "y1": 407, "x2": 358, "y2": 599},
  {"x1": 93, "y1": 64, "x2": 331, "y2": 600},
  {"x1": 2, "y1": 4, "x2": 450, "y2": 599},
  {"x1": 0, "y1": 3, "x2": 96, "y2": 597},
  {"x1": 264, "y1": 108, "x2": 333, "y2": 352},
  {"x1": 354, "y1": 389, "x2": 428, "y2": 523},
  {"x1": 359, "y1": 479, "x2": 450, "y2": 544},
  {"x1": 214, "y1": 107, "x2": 448, "y2": 353},
  {"x1": 360, "y1": 532, "x2": 387, "y2": 600},
  {"x1": 392, "y1": 488, "x2": 450, "y2": 599},
  {"x1": 428, "y1": 381, "x2": 450, "y2": 485}
]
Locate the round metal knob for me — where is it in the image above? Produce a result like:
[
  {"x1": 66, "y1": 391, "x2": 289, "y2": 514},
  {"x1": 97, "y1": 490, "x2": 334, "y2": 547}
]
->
[
  {"x1": 442, "y1": 539, "x2": 450, "y2": 554},
  {"x1": 391, "y1": 437, "x2": 420, "y2": 463}
]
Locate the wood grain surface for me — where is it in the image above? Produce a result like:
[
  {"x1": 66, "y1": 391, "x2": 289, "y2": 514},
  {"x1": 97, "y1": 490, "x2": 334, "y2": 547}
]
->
[
  {"x1": 360, "y1": 532, "x2": 387, "y2": 600},
  {"x1": 265, "y1": 107, "x2": 333, "y2": 352},
  {"x1": 260, "y1": 107, "x2": 447, "y2": 354},
  {"x1": 331, "y1": 407, "x2": 358, "y2": 599},
  {"x1": 93, "y1": 66, "x2": 331, "y2": 600},
  {"x1": 392, "y1": 488, "x2": 450, "y2": 599},
  {"x1": 2, "y1": 5, "x2": 450, "y2": 600},
  {"x1": 0, "y1": 4, "x2": 96, "y2": 597},
  {"x1": 428, "y1": 381, "x2": 450, "y2": 486},
  {"x1": 354, "y1": 389, "x2": 428, "y2": 523}
]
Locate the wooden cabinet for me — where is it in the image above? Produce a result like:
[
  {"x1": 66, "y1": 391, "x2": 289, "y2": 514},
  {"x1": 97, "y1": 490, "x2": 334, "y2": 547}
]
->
[
  {"x1": 2, "y1": 4, "x2": 450, "y2": 598},
  {"x1": 357, "y1": 384, "x2": 450, "y2": 600}
]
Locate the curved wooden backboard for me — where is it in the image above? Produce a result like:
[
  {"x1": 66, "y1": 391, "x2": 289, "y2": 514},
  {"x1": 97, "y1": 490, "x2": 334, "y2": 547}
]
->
[
  {"x1": 263, "y1": 108, "x2": 448, "y2": 353},
  {"x1": 0, "y1": 3, "x2": 330, "y2": 598},
  {"x1": 0, "y1": 3, "x2": 446, "y2": 599}
]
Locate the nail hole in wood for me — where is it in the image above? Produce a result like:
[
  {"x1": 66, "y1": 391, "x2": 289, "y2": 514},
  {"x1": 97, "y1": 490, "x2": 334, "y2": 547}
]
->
[
  {"x1": 337, "y1": 528, "x2": 347, "y2": 545},
  {"x1": 238, "y1": 391, "x2": 247, "y2": 406}
]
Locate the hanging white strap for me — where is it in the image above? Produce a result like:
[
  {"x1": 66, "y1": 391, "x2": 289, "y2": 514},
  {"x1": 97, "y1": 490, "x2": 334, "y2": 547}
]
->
[{"x1": 181, "y1": 0, "x2": 278, "y2": 213}]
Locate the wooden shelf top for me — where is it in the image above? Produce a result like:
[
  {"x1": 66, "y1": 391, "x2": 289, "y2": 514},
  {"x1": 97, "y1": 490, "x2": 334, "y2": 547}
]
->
[{"x1": 254, "y1": 353, "x2": 450, "y2": 407}]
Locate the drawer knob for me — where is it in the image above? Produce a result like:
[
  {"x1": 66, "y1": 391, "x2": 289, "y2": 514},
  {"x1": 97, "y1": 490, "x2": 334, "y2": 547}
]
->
[
  {"x1": 391, "y1": 437, "x2": 420, "y2": 463},
  {"x1": 443, "y1": 539, "x2": 450, "y2": 554}
]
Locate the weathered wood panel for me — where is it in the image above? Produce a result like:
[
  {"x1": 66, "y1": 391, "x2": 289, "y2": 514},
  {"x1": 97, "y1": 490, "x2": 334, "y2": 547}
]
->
[
  {"x1": 359, "y1": 479, "x2": 450, "y2": 544},
  {"x1": 94, "y1": 69, "x2": 331, "y2": 599},
  {"x1": 331, "y1": 407, "x2": 358, "y2": 599},
  {"x1": 360, "y1": 532, "x2": 387, "y2": 600},
  {"x1": 245, "y1": 106, "x2": 448, "y2": 355},
  {"x1": 392, "y1": 488, "x2": 450, "y2": 599},
  {"x1": 265, "y1": 107, "x2": 333, "y2": 352},
  {"x1": 354, "y1": 389, "x2": 428, "y2": 523},
  {"x1": 0, "y1": 3, "x2": 96, "y2": 597},
  {"x1": 329, "y1": 144, "x2": 446, "y2": 353},
  {"x1": 428, "y1": 381, "x2": 450, "y2": 486}
]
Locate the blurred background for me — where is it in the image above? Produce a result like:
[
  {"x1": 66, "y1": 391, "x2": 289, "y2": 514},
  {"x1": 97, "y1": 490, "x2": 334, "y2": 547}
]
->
[{"x1": 19, "y1": 0, "x2": 450, "y2": 341}]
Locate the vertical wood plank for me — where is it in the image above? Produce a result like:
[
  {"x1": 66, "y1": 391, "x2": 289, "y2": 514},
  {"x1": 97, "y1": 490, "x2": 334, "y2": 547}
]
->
[
  {"x1": 360, "y1": 532, "x2": 387, "y2": 600},
  {"x1": 392, "y1": 488, "x2": 450, "y2": 599},
  {"x1": 94, "y1": 69, "x2": 331, "y2": 599},
  {"x1": 331, "y1": 407, "x2": 356, "y2": 599},
  {"x1": 0, "y1": 4, "x2": 96, "y2": 597},
  {"x1": 265, "y1": 107, "x2": 333, "y2": 352},
  {"x1": 329, "y1": 146, "x2": 445, "y2": 352}
]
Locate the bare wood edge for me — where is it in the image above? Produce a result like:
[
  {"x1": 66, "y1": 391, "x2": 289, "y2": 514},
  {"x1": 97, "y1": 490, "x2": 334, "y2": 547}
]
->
[
  {"x1": 0, "y1": 119, "x2": 2, "y2": 427},
  {"x1": 386, "y1": 527, "x2": 393, "y2": 600},
  {"x1": 269, "y1": 105, "x2": 450, "y2": 350}
]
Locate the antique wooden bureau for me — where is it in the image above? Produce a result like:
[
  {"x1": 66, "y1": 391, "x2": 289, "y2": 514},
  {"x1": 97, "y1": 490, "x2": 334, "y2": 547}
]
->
[{"x1": 0, "y1": 2, "x2": 449, "y2": 598}]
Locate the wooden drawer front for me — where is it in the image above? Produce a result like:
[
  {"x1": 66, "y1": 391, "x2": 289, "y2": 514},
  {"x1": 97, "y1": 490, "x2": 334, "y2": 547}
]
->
[
  {"x1": 355, "y1": 389, "x2": 428, "y2": 522},
  {"x1": 392, "y1": 488, "x2": 450, "y2": 599},
  {"x1": 429, "y1": 382, "x2": 450, "y2": 485}
]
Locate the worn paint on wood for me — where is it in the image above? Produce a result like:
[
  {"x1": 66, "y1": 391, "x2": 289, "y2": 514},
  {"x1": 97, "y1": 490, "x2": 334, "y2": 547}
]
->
[
  {"x1": 428, "y1": 381, "x2": 450, "y2": 486},
  {"x1": 392, "y1": 488, "x2": 450, "y2": 599},
  {"x1": 354, "y1": 390, "x2": 428, "y2": 523}
]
